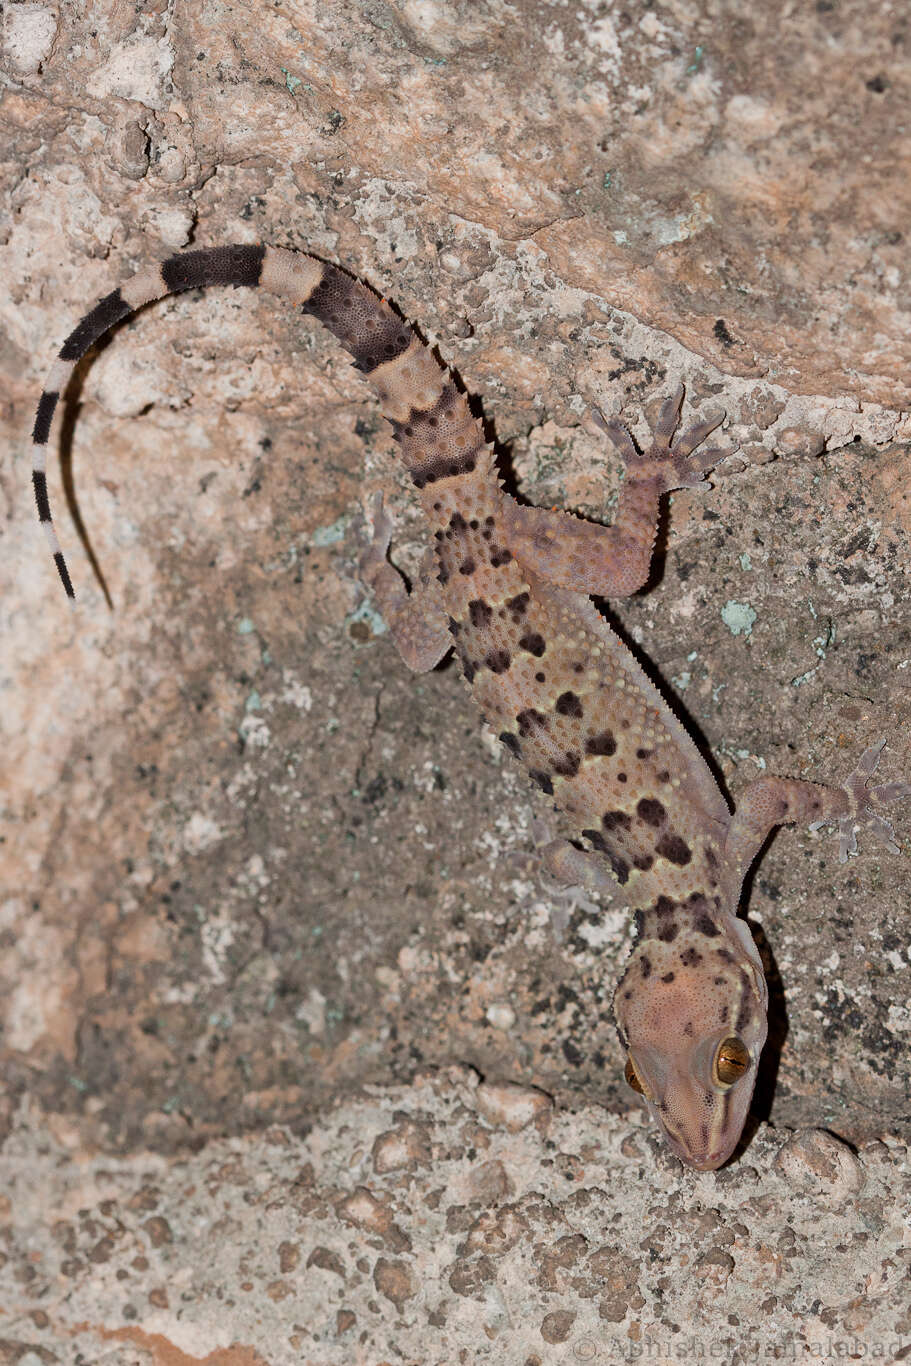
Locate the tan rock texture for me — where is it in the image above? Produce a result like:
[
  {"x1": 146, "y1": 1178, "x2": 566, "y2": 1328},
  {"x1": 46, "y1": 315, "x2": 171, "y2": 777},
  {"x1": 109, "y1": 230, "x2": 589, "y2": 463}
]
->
[
  {"x1": 1, "y1": 1074, "x2": 910, "y2": 1362},
  {"x1": 1, "y1": 0, "x2": 910, "y2": 1354}
]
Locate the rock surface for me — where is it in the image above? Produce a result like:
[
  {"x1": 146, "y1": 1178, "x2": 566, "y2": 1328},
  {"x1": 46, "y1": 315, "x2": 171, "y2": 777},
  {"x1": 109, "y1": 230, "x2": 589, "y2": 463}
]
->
[
  {"x1": 1, "y1": 0, "x2": 910, "y2": 1357},
  {"x1": 2, "y1": 1072, "x2": 910, "y2": 1363}
]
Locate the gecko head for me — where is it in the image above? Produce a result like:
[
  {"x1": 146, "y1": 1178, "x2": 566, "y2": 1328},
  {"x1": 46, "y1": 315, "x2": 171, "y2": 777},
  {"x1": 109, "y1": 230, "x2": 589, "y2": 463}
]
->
[{"x1": 614, "y1": 917, "x2": 768, "y2": 1171}]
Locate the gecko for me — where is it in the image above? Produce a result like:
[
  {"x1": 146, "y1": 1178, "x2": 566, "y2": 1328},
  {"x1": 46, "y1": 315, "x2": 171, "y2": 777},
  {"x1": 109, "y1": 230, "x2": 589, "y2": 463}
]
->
[{"x1": 31, "y1": 244, "x2": 910, "y2": 1170}]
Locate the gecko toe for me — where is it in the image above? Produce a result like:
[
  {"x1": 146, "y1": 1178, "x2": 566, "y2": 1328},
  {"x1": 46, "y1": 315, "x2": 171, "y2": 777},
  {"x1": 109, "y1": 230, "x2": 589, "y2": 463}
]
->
[
  {"x1": 836, "y1": 820, "x2": 859, "y2": 862},
  {"x1": 357, "y1": 490, "x2": 394, "y2": 574},
  {"x1": 589, "y1": 407, "x2": 641, "y2": 465},
  {"x1": 835, "y1": 740, "x2": 909, "y2": 858},
  {"x1": 870, "y1": 781, "x2": 911, "y2": 803},
  {"x1": 671, "y1": 411, "x2": 725, "y2": 459},
  {"x1": 852, "y1": 737, "x2": 888, "y2": 779},
  {"x1": 652, "y1": 385, "x2": 685, "y2": 449}
]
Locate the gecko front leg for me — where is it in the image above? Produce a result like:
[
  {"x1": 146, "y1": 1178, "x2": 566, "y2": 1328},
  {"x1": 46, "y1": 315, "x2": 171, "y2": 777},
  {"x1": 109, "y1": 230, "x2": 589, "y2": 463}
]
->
[
  {"x1": 358, "y1": 493, "x2": 453, "y2": 673},
  {"x1": 725, "y1": 739, "x2": 911, "y2": 882}
]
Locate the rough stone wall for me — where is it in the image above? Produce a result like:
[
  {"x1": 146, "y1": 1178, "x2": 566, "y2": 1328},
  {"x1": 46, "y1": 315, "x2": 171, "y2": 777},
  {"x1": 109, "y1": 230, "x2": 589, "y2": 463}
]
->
[
  {"x1": 1, "y1": 1075, "x2": 910, "y2": 1362},
  {"x1": 1, "y1": 0, "x2": 909, "y2": 1358}
]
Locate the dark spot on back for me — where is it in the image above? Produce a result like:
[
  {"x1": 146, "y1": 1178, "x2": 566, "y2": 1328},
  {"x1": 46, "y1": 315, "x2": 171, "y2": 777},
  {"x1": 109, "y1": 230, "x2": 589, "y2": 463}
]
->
[
  {"x1": 553, "y1": 751, "x2": 581, "y2": 778},
  {"x1": 636, "y1": 748, "x2": 653, "y2": 760},
  {"x1": 661, "y1": 971, "x2": 676, "y2": 983},
  {"x1": 679, "y1": 946, "x2": 702, "y2": 967},
  {"x1": 517, "y1": 708, "x2": 548, "y2": 736},
  {"x1": 697, "y1": 916, "x2": 721, "y2": 937},
  {"x1": 640, "y1": 956, "x2": 652, "y2": 979},
  {"x1": 484, "y1": 648, "x2": 511, "y2": 674},
  {"x1": 506, "y1": 592, "x2": 529, "y2": 620},
  {"x1": 719, "y1": 1004, "x2": 729, "y2": 1023},
  {"x1": 555, "y1": 691, "x2": 583, "y2": 718},
  {"x1": 489, "y1": 546, "x2": 512, "y2": 567},
  {"x1": 458, "y1": 557, "x2": 477, "y2": 575},
  {"x1": 633, "y1": 854, "x2": 654, "y2": 871},
  {"x1": 529, "y1": 770, "x2": 554, "y2": 795},
  {"x1": 637, "y1": 797, "x2": 666, "y2": 827},
  {"x1": 657, "y1": 769, "x2": 670, "y2": 784},
  {"x1": 602, "y1": 810, "x2": 632, "y2": 832},
  {"x1": 657, "y1": 921, "x2": 679, "y2": 943},
  {"x1": 518, "y1": 632, "x2": 546, "y2": 657},
  {"x1": 499, "y1": 731, "x2": 521, "y2": 757},
  {"x1": 585, "y1": 730, "x2": 616, "y2": 756},
  {"x1": 656, "y1": 833, "x2": 692, "y2": 866},
  {"x1": 468, "y1": 599, "x2": 492, "y2": 628},
  {"x1": 610, "y1": 855, "x2": 630, "y2": 885}
]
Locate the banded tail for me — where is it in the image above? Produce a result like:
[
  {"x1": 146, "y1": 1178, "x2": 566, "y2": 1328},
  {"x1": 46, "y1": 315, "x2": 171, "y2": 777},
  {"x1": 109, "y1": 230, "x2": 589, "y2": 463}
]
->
[{"x1": 31, "y1": 243, "x2": 486, "y2": 600}]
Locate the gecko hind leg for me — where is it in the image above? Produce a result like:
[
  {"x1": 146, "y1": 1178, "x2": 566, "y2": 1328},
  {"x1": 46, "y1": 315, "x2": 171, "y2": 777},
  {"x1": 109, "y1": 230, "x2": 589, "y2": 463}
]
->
[
  {"x1": 358, "y1": 492, "x2": 453, "y2": 673},
  {"x1": 501, "y1": 386, "x2": 728, "y2": 598}
]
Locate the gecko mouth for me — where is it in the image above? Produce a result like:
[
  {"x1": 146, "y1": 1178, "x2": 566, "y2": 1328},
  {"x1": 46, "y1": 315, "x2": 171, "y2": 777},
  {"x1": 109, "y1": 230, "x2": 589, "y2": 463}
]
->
[
  {"x1": 682, "y1": 1147, "x2": 728, "y2": 1172},
  {"x1": 664, "y1": 1132, "x2": 730, "y2": 1171},
  {"x1": 658, "y1": 1103, "x2": 734, "y2": 1172}
]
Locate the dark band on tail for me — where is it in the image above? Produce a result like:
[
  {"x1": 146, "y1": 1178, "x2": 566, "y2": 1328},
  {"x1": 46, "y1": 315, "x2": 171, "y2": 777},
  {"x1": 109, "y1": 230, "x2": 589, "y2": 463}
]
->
[
  {"x1": 160, "y1": 244, "x2": 266, "y2": 294},
  {"x1": 32, "y1": 390, "x2": 59, "y2": 445},
  {"x1": 59, "y1": 290, "x2": 133, "y2": 362},
  {"x1": 303, "y1": 263, "x2": 413, "y2": 374},
  {"x1": 33, "y1": 469, "x2": 51, "y2": 521},
  {"x1": 54, "y1": 551, "x2": 74, "y2": 598},
  {"x1": 33, "y1": 243, "x2": 488, "y2": 605}
]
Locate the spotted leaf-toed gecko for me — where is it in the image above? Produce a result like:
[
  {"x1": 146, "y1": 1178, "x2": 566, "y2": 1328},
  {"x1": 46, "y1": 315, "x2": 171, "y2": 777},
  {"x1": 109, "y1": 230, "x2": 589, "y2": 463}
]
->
[{"x1": 31, "y1": 245, "x2": 910, "y2": 1170}]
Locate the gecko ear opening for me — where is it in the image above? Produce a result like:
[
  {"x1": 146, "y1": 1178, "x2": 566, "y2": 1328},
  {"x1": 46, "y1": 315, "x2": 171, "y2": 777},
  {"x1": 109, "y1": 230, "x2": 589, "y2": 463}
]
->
[
  {"x1": 624, "y1": 1056, "x2": 652, "y2": 1100},
  {"x1": 713, "y1": 1036, "x2": 750, "y2": 1087}
]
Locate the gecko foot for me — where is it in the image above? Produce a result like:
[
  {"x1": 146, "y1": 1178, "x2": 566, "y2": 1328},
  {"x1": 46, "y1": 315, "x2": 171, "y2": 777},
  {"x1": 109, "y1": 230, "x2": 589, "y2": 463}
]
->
[
  {"x1": 591, "y1": 385, "x2": 728, "y2": 492},
  {"x1": 811, "y1": 739, "x2": 911, "y2": 862},
  {"x1": 357, "y1": 490, "x2": 394, "y2": 579}
]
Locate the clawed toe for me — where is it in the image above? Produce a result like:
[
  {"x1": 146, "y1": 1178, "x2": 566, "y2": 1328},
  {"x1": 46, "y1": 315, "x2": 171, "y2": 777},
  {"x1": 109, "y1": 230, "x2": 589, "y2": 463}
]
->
[
  {"x1": 590, "y1": 385, "x2": 728, "y2": 492},
  {"x1": 590, "y1": 407, "x2": 641, "y2": 465},
  {"x1": 672, "y1": 413, "x2": 725, "y2": 459},
  {"x1": 872, "y1": 781, "x2": 911, "y2": 803},
  {"x1": 834, "y1": 739, "x2": 909, "y2": 863},
  {"x1": 357, "y1": 490, "x2": 394, "y2": 574},
  {"x1": 652, "y1": 385, "x2": 686, "y2": 450}
]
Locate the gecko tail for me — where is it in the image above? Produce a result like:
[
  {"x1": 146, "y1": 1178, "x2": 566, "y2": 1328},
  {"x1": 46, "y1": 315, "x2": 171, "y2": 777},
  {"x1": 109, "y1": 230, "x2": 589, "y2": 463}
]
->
[
  {"x1": 32, "y1": 242, "x2": 484, "y2": 601},
  {"x1": 30, "y1": 245, "x2": 273, "y2": 602}
]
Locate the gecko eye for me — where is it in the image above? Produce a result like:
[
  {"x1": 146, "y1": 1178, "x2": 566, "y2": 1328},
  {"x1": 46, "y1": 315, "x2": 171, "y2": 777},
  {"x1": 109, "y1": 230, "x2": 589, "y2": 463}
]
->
[
  {"x1": 624, "y1": 1056, "x2": 652, "y2": 1099},
  {"x1": 713, "y1": 1036, "x2": 750, "y2": 1087}
]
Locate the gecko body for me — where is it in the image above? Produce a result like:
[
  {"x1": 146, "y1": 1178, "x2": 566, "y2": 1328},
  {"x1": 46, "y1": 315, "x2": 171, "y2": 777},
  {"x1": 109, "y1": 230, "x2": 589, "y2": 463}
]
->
[{"x1": 31, "y1": 245, "x2": 909, "y2": 1170}]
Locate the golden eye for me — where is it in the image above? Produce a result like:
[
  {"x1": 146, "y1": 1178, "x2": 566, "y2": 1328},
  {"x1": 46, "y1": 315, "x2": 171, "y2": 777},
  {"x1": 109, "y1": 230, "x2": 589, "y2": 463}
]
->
[
  {"x1": 624, "y1": 1056, "x2": 650, "y2": 1098},
  {"x1": 714, "y1": 1036, "x2": 750, "y2": 1087}
]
